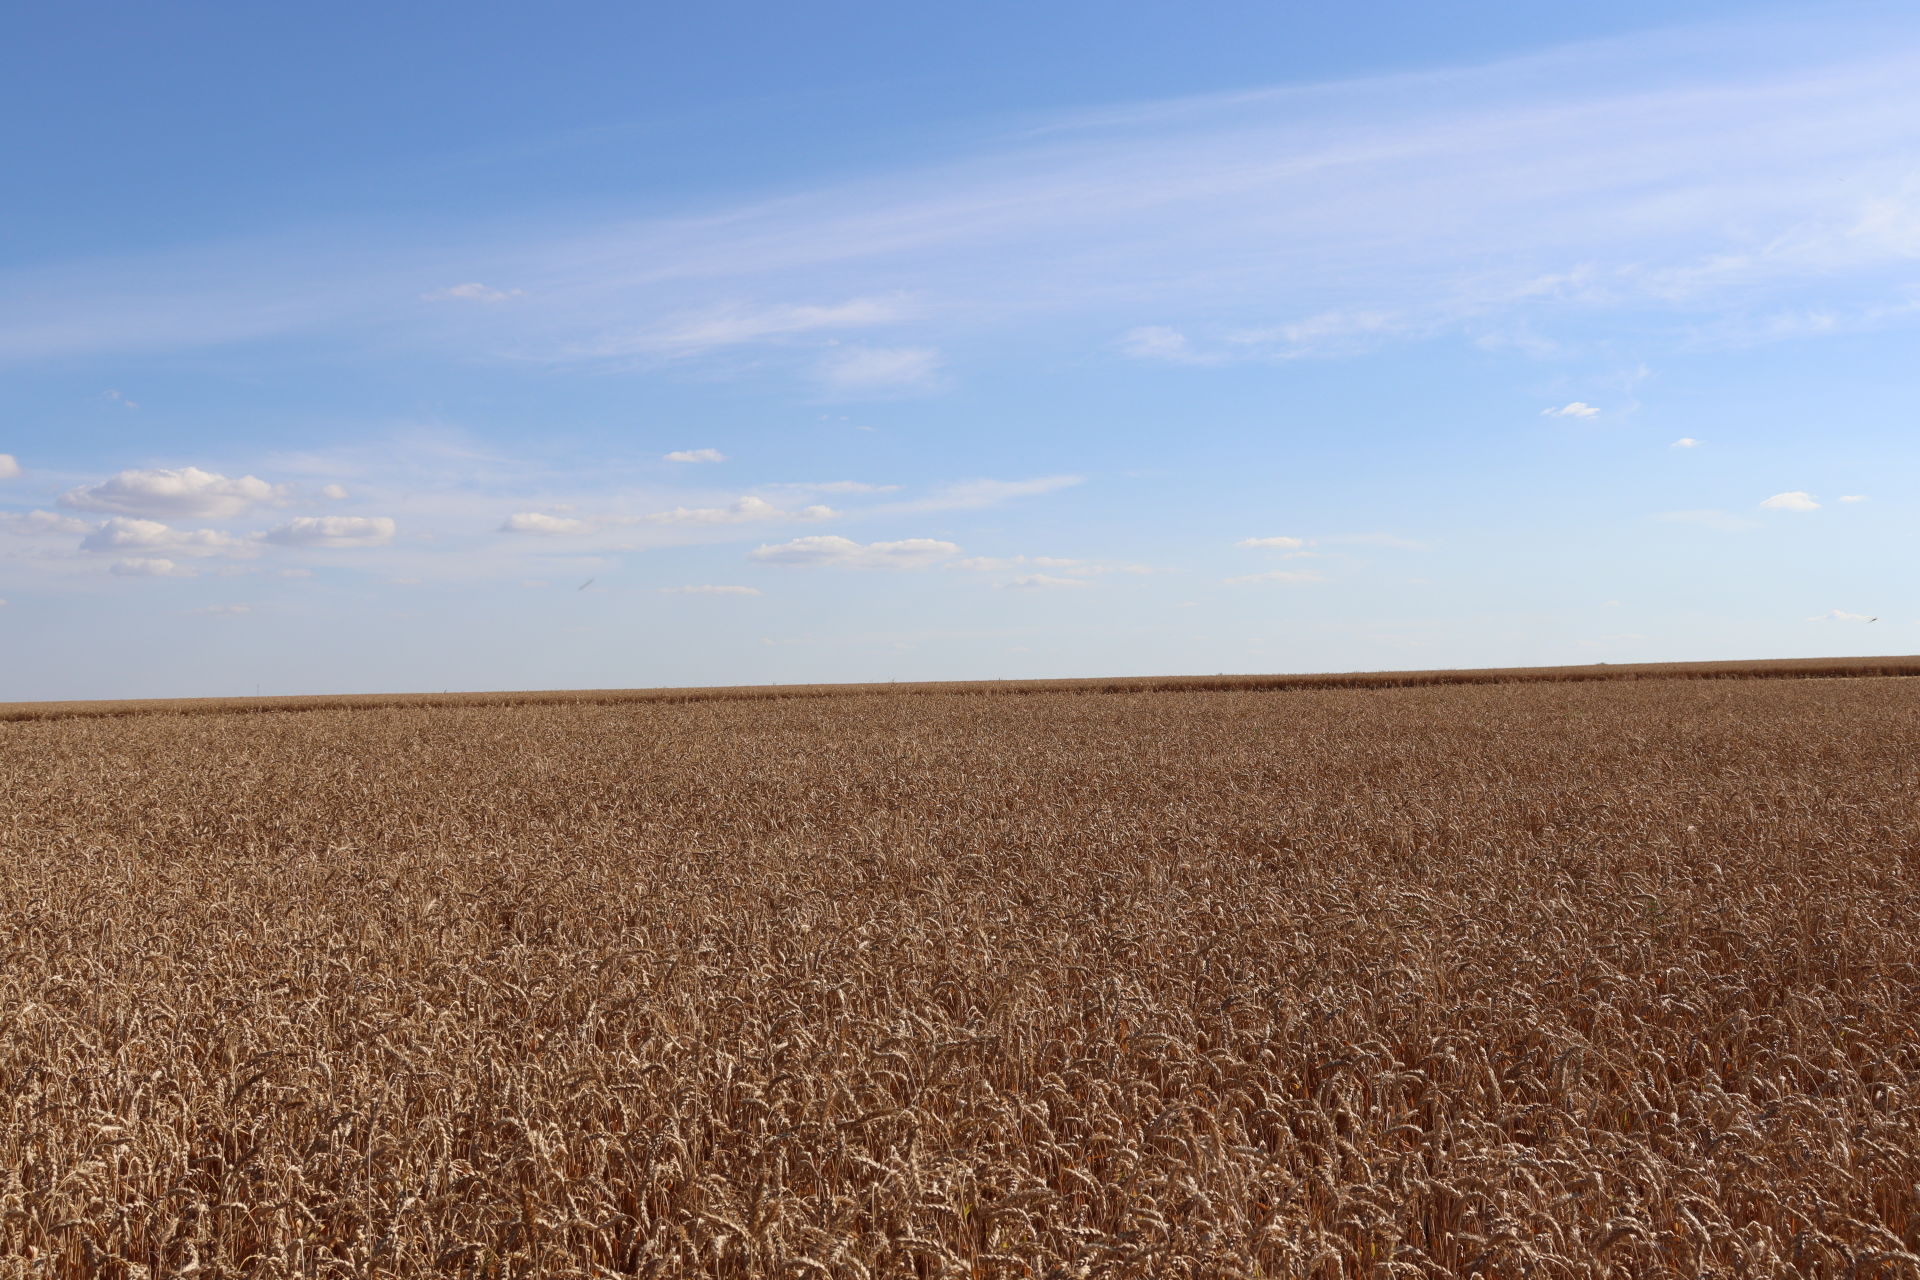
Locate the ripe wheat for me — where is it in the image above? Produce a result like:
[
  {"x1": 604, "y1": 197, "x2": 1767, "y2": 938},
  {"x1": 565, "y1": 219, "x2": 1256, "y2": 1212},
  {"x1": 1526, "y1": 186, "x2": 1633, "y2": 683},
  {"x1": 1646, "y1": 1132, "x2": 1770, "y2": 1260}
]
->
[{"x1": 0, "y1": 671, "x2": 1915, "y2": 1276}]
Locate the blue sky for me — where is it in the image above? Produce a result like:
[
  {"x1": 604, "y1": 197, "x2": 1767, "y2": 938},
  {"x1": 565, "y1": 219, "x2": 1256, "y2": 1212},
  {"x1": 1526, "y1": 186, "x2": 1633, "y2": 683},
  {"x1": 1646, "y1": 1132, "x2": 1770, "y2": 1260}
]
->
[{"x1": 4, "y1": 1, "x2": 1919, "y2": 699}]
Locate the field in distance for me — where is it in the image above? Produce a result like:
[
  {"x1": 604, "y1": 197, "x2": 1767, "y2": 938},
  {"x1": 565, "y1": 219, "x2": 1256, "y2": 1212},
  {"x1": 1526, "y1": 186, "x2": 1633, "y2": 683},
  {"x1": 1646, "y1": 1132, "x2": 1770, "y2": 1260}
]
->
[
  {"x1": 5, "y1": 650, "x2": 1920, "y2": 724},
  {"x1": 1, "y1": 662, "x2": 1916, "y2": 1276}
]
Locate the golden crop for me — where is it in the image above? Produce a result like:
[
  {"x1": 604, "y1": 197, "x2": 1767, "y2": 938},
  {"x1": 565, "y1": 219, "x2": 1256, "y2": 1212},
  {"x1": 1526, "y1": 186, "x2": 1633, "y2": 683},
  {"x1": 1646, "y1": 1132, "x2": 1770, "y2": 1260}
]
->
[{"x1": 1, "y1": 664, "x2": 1915, "y2": 1277}]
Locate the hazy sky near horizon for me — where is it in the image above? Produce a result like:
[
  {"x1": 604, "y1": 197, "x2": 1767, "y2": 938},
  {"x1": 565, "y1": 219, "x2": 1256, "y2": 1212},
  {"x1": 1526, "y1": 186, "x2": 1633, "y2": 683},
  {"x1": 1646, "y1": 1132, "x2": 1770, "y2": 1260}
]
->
[{"x1": 5, "y1": 1, "x2": 1920, "y2": 699}]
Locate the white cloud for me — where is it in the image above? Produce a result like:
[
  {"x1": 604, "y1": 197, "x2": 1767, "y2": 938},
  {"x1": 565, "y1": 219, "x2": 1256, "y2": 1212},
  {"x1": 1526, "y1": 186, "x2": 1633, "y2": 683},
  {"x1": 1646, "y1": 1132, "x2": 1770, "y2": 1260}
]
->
[
  {"x1": 664, "y1": 449, "x2": 726, "y2": 463},
  {"x1": 1224, "y1": 569, "x2": 1327, "y2": 585},
  {"x1": 191, "y1": 604, "x2": 252, "y2": 616},
  {"x1": 816, "y1": 346, "x2": 943, "y2": 391},
  {"x1": 613, "y1": 297, "x2": 906, "y2": 357},
  {"x1": 1807, "y1": 608, "x2": 1876, "y2": 622},
  {"x1": 80, "y1": 517, "x2": 257, "y2": 557},
  {"x1": 264, "y1": 515, "x2": 397, "y2": 547},
  {"x1": 1118, "y1": 326, "x2": 1218, "y2": 365},
  {"x1": 749, "y1": 535, "x2": 959, "y2": 569},
  {"x1": 424, "y1": 282, "x2": 524, "y2": 303},
  {"x1": 1759, "y1": 490, "x2": 1820, "y2": 511},
  {"x1": 109, "y1": 557, "x2": 193, "y2": 577},
  {"x1": 1840, "y1": 494, "x2": 1869, "y2": 502},
  {"x1": 953, "y1": 555, "x2": 1051, "y2": 572},
  {"x1": 1543, "y1": 402, "x2": 1601, "y2": 419},
  {"x1": 1235, "y1": 532, "x2": 1422, "y2": 552},
  {"x1": 950, "y1": 553, "x2": 1146, "y2": 577},
  {"x1": 885, "y1": 475, "x2": 1082, "y2": 514},
  {"x1": 0, "y1": 454, "x2": 19, "y2": 479},
  {"x1": 62, "y1": 466, "x2": 284, "y2": 519},
  {"x1": 21, "y1": 27, "x2": 1920, "y2": 372},
  {"x1": 321, "y1": 483, "x2": 350, "y2": 499},
  {"x1": 0, "y1": 510, "x2": 89, "y2": 536},
  {"x1": 642, "y1": 496, "x2": 836, "y2": 525},
  {"x1": 1001, "y1": 574, "x2": 1093, "y2": 590},
  {"x1": 768, "y1": 480, "x2": 900, "y2": 495},
  {"x1": 500, "y1": 512, "x2": 592, "y2": 535},
  {"x1": 1232, "y1": 309, "x2": 1407, "y2": 349},
  {"x1": 1670, "y1": 437, "x2": 1701, "y2": 448},
  {"x1": 658, "y1": 585, "x2": 762, "y2": 596}
]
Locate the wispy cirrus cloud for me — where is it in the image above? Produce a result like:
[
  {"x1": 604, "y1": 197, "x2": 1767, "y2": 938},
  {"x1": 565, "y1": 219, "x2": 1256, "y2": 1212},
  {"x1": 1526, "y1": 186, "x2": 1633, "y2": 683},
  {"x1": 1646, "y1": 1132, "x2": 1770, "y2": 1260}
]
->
[
  {"x1": 577, "y1": 296, "x2": 908, "y2": 361},
  {"x1": 815, "y1": 345, "x2": 944, "y2": 392},
  {"x1": 879, "y1": 475, "x2": 1082, "y2": 515},
  {"x1": 13, "y1": 18, "x2": 1920, "y2": 374},
  {"x1": 423, "y1": 282, "x2": 524, "y2": 304},
  {"x1": 749, "y1": 536, "x2": 960, "y2": 569}
]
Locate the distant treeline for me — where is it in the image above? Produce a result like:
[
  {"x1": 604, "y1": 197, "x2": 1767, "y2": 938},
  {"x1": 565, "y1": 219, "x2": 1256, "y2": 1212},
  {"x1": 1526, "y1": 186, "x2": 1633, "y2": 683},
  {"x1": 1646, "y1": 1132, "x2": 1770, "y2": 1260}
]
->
[{"x1": 3, "y1": 653, "x2": 1917, "y2": 726}]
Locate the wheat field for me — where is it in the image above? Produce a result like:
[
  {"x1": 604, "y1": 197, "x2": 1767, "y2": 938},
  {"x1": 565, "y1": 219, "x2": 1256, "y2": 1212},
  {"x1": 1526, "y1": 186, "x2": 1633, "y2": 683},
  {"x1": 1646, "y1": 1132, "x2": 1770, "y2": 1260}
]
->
[{"x1": 1, "y1": 666, "x2": 1916, "y2": 1276}]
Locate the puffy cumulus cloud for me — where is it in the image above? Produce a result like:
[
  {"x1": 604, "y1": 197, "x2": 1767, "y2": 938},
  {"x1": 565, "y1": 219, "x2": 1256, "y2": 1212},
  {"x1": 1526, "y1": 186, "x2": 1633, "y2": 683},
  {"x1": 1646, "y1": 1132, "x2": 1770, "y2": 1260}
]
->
[
  {"x1": 816, "y1": 346, "x2": 943, "y2": 392},
  {"x1": 80, "y1": 517, "x2": 257, "y2": 557},
  {"x1": 62, "y1": 466, "x2": 284, "y2": 519},
  {"x1": 500, "y1": 512, "x2": 592, "y2": 535},
  {"x1": 1238, "y1": 535, "x2": 1307, "y2": 549},
  {"x1": 1224, "y1": 569, "x2": 1327, "y2": 585},
  {"x1": 1759, "y1": 491, "x2": 1819, "y2": 511},
  {"x1": 0, "y1": 510, "x2": 89, "y2": 536},
  {"x1": 321, "y1": 484, "x2": 350, "y2": 500},
  {"x1": 749, "y1": 536, "x2": 959, "y2": 569},
  {"x1": 423, "y1": 282, "x2": 524, "y2": 303},
  {"x1": 1543, "y1": 402, "x2": 1601, "y2": 419},
  {"x1": 109, "y1": 557, "x2": 193, "y2": 577},
  {"x1": 658, "y1": 585, "x2": 762, "y2": 596},
  {"x1": 1840, "y1": 494, "x2": 1870, "y2": 503},
  {"x1": 1807, "y1": 609, "x2": 1877, "y2": 622},
  {"x1": 264, "y1": 515, "x2": 396, "y2": 547},
  {"x1": 664, "y1": 449, "x2": 726, "y2": 463},
  {"x1": 1001, "y1": 574, "x2": 1093, "y2": 590},
  {"x1": 1671, "y1": 437, "x2": 1701, "y2": 448},
  {"x1": 643, "y1": 496, "x2": 837, "y2": 525},
  {"x1": 0, "y1": 454, "x2": 20, "y2": 479}
]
